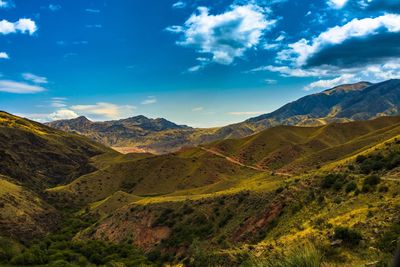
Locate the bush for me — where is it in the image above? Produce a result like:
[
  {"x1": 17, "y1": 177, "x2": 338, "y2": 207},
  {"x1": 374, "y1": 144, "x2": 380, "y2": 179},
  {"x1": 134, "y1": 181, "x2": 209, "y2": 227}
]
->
[
  {"x1": 333, "y1": 227, "x2": 362, "y2": 246},
  {"x1": 345, "y1": 181, "x2": 357, "y2": 193},
  {"x1": 362, "y1": 175, "x2": 381, "y2": 193},
  {"x1": 364, "y1": 175, "x2": 381, "y2": 186},
  {"x1": 321, "y1": 174, "x2": 347, "y2": 191},
  {"x1": 378, "y1": 224, "x2": 400, "y2": 253}
]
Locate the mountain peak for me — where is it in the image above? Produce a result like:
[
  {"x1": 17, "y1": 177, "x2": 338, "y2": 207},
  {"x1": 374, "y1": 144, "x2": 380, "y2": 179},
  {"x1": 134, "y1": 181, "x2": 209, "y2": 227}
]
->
[{"x1": 74, "y1": 116, "x2": 91, "y2": 122}]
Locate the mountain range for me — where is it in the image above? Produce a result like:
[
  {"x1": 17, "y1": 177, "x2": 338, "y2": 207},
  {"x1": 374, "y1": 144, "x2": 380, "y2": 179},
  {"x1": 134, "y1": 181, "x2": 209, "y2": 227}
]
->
[
  {"x1": 47, "y1": 79, "x2": 400, "y2": 153},
  {"x1": 1, "y1": 80, "x2": 400, "y2": 266}
]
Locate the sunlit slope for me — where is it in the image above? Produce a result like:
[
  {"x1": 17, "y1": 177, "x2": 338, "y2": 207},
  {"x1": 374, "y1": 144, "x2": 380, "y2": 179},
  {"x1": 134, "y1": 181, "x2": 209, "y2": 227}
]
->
[
  {"x1": 77, "y1": 129, "x2": 400, "y2": 266},
  {"x1": 0, "y1": 111, "x2": 112, "y2": 189},
  {"x1": 47, "y1": 147, "x2": 259, "y2": 206},
  {"x1": 0, "y1": 175, "x2": 59, "y2": 242},
  {"x1": 206, "y1": 116, "x2": 400, "y2": 173}
]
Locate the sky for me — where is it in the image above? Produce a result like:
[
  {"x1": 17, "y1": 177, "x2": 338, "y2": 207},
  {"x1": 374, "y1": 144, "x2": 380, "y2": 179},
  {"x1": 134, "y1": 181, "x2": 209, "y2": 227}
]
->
[{"x1": 0, "y1": 0, "x2": 400, "y2": 127}]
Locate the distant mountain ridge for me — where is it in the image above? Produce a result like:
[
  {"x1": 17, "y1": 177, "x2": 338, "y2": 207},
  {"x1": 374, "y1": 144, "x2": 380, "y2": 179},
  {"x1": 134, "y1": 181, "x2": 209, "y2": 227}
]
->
[
  {"x1": 46, "y1": 79, "x2": 400, "y2": 153},
  {"x1": 46, "y1": 115, "x2": 191, "y2": 151}
]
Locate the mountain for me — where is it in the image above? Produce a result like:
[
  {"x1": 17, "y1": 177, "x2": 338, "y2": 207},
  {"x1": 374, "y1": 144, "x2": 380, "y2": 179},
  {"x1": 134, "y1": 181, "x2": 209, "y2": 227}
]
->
[
  {"x1": 48, "y1": 115, "x2": 400, "y2": 266},
  {"x1": 1, "y1": 111, "x2": 400, "y2": 266},
  {"x1": 46, "y1": 115, "x2": 195, "y2": 153},
  {"x1": 46, "y1": 79, "x2": 400, "y2": 154}
]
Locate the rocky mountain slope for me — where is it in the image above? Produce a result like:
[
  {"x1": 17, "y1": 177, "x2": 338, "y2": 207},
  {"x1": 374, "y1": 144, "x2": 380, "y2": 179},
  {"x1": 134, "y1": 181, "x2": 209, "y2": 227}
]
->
[{"x1": 46, "y1": 79, "x2": 400, "y2": 154}]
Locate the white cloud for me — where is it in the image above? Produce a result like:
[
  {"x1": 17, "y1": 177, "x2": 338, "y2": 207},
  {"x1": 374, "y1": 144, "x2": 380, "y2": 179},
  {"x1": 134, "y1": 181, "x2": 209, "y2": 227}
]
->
[
  {"x1": 305, "y1": 74, "x2": 355, "y2": 90},
  {"x1": 141, "y1": 96, "x2": 157, "y2": 105},
  {"x1": 48, "y1": 109, "x2": 78, "y2": 120},
  {"x1": 70, "y1": 102, "x2": 136, "y2": 119},
  {"x1": 278, "y1": 14, "x2": 400, "y2": 67},
  {"x1": 172, "y1": 1, "x2": 186, "y2": 9},
  {"x1": 168, "y1": 4, "x2": 275, "y2": 65},
  {"x1": 228, "y1": 111, "x2": 264, "y2": 115},
  {"x1": 0, "y1": 52, "x2": 9, "y2": 59},
  {"x1": 192, "y1": 107, "x2": 204, "y2": 112},
  {"x1": 0, "y1": 80, "x2": 46, "y2": 94},
  {"x1": 22, "y1": 73, "x2": 48, "y2": 84},
  {"x1": 328, "y1": 0, "x2": 349, "y2": 9},
  {"x1": 0, "y1": 18, "x2": 37, "y2": 35}
]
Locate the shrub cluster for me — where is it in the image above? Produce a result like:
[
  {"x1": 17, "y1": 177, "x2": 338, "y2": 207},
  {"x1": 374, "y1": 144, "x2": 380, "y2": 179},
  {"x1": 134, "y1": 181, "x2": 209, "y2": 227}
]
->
[
  {"x1": 356, "y1": 149, "x2": 400, "y2": 174},
  {"x1": 0, "y1": 217, "x2": 152, "y2": 266},
  {"x1": 333, "y1": 226, "x2": 363, "y2": 246}
]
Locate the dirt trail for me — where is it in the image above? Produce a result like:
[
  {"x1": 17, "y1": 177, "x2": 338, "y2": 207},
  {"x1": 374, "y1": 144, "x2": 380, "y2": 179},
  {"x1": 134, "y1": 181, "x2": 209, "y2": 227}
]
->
[{"x1": 199, "y1": 147, "x2": 293, "y2": 177}]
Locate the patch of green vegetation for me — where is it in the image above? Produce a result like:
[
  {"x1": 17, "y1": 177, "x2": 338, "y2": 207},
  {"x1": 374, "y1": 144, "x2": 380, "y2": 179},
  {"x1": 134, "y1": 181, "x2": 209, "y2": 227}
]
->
[
  {"x1": 378, "y1": 221, "x2": 400, "y2": 254},
  {"x1": 320, "y1": 173, "x2": 348, "y2": 191},
  {"x1": 362, "y1": 175, "x2": 381, "y2": 193},
  {"x1": 0, "y1": 215, "x2": 153, "y2": 266},
  {"x1": 333, "y1": 226, "x2": 363, "y2": 246},
  {"x1": 242, "y1": 243, "x2": 323, "y2": 267},
  {"x1": 355, "y1": 147, "x2": 400, "y2": 174}
]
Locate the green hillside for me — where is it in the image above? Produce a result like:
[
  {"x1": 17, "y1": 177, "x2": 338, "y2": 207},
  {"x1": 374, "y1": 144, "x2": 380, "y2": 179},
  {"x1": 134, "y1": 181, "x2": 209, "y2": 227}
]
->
[
  {"x1": 207, "y1": 116, "x2": 400, "y2": 174},
  {"x1": 0, "y1": 111, "x2": 112, "y2": 189},
  {"x1": 1, "y1": 111, "x2": 400, "y2": 266}
]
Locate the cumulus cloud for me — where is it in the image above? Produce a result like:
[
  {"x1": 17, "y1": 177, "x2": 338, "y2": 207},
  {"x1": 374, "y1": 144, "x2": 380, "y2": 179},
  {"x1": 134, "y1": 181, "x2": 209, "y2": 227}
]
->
[
  {"x1": 141, "y1": 96, "x2": 157, "y2": 105},
  {"x1": 0, "y1": 18, "x2": 37, "y2": 35},
  {"x1": 70, "y1": 102, "x2": 136, "y2": 119},
  {"x1": 254, "y1": 13, "x2": 400, "y2": 90},
  {"x1": 278, "y1": 14, "x2": 400, "y2": 68},
  {"x1": 0, "y1": 80, "x2": 46, "y2": 94},
  {"x1": 329, "y1": 0, "x2": 400, "y2": 11},
  {"x1": 22, "y1": 73, "x2": 48, "y2": 84},
  {"x1": 0, "y1": 52, "x2": 9, "y2": 59},
  {"x1": 48, "y1": 109, "x2": 78, "y2": 120},
  {"x1": 167, "y1": 4, "x2": 275, "y2": 65}
]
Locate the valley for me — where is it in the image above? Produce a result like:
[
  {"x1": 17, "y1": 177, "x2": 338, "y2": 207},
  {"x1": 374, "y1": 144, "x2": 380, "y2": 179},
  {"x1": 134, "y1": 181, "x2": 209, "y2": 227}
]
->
[{"x1": 1, "y1": 88, "x2": 400, "y2": 265}]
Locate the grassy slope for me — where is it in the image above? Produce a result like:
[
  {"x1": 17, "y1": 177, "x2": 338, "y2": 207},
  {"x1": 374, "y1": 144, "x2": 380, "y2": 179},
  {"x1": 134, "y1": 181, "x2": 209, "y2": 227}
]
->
[
  {"x1": 0, "y1": 112, "x2": 112, "y2": 189},
  {"x1": 0, "y1": 175, "x2": 59, "y2": 242},
  {"x1": 206, "y1": 116, "x2": 400, "y2": 173},
  {"x1": 72, "y1": 117, "x2": 400, "y2": 266},
  {"x1": 47, "y1": 147, "x2": 260, "y2": 207},
  {"x1": 0, "y1": 112, "x2": 115, "y2": 245}
]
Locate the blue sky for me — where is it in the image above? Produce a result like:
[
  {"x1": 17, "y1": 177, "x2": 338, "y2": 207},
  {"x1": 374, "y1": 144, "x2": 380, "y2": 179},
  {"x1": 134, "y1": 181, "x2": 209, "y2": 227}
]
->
[{"x1": 0, "y1": 0, "x2": 399, "y2": 127}]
